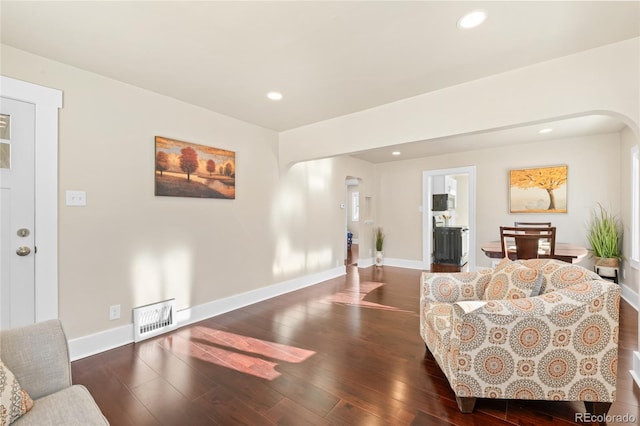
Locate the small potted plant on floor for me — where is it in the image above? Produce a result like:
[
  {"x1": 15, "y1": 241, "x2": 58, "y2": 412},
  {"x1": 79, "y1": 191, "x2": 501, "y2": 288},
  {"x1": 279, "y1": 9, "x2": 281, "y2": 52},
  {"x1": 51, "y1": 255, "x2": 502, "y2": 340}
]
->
[
  {"x1": 587, "y1": 203, "x2": 622, "y2": 278},
  {"x1": 375, "y1": 227, "x2": 385, "y2": 267}
]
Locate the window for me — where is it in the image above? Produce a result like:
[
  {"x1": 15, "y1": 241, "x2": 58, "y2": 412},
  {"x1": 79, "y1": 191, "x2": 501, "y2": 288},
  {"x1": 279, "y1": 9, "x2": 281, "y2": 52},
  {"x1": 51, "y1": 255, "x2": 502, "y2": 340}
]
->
[
  {"x1": 632, "y1": 146, "x2": 639, "y2": 268},
  {"x1": 352, "y1": 191, "x2": 359, "y2": 222}
]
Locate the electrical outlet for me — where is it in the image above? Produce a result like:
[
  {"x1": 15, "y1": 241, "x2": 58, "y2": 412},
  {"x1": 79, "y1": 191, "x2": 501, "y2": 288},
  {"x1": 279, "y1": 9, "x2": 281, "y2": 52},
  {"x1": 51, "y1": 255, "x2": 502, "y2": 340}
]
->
[
  {"x1": 65, "y1": 190, "x2": 87, "y2": 206},
  {"x1": 109, "y1": 304, "x2": 121, "y2": 321}
]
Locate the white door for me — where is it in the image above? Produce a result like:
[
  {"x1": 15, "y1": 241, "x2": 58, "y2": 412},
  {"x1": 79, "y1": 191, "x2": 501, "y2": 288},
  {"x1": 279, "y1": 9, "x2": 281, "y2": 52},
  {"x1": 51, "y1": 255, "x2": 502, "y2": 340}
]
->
[{"x1": 0, "y1": 97, "x2": 36, "y2": 329}]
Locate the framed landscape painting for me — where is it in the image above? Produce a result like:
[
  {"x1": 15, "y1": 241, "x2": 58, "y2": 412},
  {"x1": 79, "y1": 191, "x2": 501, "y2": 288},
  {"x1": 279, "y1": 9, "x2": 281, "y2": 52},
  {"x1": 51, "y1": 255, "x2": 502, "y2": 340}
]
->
[
  {"x1": 155, "y1": 136, "x2": 235, "y2": 199},
  {"x1": 509, "y1": 165, "x2": 567, "y2": 213}
]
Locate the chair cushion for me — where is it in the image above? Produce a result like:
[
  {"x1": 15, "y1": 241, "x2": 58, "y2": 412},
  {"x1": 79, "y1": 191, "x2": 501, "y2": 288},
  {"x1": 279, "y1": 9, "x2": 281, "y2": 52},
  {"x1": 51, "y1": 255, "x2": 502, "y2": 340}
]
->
[
  {"x1": 483, "y1": 261, "x2": 543, "y2": 300},
  {"x1": 0, "y1": 360, "x2": 34, "y2": 425}
]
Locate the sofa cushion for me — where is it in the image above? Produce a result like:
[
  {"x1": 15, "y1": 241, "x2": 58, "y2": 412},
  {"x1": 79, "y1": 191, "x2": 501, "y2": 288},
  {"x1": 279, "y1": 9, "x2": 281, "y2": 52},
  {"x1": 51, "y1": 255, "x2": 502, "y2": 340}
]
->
[
  {"x1": 13, "y1": 385, "x2": 108, "y2": 426},
  {"x1": 483, "y1": 262, "x2": 543, "y2": 300},
  {"x1": 516, "y1": 259, "x2": 602, "y2": 293},
  {"x1": 0, "y1": 359, "x2": 34, "y2": 425}
]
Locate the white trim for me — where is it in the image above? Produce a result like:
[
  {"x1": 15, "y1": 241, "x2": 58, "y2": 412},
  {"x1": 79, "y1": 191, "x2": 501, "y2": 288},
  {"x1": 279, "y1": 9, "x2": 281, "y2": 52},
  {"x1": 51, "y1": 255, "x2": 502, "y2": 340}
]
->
[
  {"x1": 631, "y1": 145, "x2": 639, "y2": 269},
  {"x1": 621, "y1": 282, "x2": 639, "y2": 312},
  {"x1": 176, "y1": 266, "x2": 345, "y2": 327},
  {"x1": 68, "y1": 265, "x2": 346, "y2": 360},
  {"x1": 423, "y1": 166, "x2": 477, "y2": 270},
  {"x1": 631, "y1": 351, "x2": 640, "y2": 389},
  {"x1": 67, "y1": 261, "x2": 639, "y2": 361},
  {"x1": 0, "y1": 76, "x2": 62, "y2": 323},
  {"x1": 382, "y1": 257, "x2": 426, "y2": 270}
]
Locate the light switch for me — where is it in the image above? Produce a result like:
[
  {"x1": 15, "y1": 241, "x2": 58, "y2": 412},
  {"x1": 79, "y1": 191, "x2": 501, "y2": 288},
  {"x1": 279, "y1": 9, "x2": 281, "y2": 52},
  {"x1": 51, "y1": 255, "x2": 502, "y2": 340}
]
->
[{"x1": 66, "y1": 190, "x2": 86, "y2": 206}]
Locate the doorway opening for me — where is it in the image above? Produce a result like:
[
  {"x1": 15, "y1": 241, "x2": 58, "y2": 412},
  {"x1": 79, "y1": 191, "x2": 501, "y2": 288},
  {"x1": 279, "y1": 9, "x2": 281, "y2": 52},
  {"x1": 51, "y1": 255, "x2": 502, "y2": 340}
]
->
[
  {"x1": 422, "y1": 166, "x2": 476, "y2": 271},
  {"x1": 345, "y1": 177, "x2": 361, "y2": 266}
]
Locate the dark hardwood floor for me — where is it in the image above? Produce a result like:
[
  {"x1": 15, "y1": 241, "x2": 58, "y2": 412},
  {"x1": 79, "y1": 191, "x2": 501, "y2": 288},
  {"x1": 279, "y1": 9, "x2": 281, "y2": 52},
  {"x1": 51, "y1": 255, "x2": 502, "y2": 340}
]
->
[{"x1": 72, "y1": 264, "x2": 640, "y2": 425}]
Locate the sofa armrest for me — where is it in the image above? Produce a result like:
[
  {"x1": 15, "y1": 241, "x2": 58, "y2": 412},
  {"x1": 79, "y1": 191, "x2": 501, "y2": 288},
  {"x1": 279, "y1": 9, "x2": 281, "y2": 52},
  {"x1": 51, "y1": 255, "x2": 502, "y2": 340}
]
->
[
  {"x1": 0, "y1": 319, "x2": 72, "y2": 400},
  {"x1": 421, "y1": 269, "x2": 493, "y2": 304},
  {"x1": 446, "y1": 281, "x2": 620, "y2": 401}
]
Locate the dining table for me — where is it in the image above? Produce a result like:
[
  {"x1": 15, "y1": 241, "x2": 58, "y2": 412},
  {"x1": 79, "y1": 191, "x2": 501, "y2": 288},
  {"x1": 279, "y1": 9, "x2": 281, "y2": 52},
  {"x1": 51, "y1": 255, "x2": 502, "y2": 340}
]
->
[{"x1": 480, "y1": 241, "x2": 588, "y2": 264}]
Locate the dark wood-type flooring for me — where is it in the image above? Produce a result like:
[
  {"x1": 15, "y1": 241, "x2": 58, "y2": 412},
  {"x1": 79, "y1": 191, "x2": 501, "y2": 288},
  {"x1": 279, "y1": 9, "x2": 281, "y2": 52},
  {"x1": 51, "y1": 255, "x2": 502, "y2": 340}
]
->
[{"x1": 72, "y1": 261, "x2": 640, "y2": 425}]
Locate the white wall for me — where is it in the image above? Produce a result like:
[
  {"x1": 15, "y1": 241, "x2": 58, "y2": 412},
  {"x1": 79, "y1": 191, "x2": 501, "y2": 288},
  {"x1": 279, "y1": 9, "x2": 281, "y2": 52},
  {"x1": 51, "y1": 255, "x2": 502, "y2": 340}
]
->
[
  {"x1": 453, "y1": 175, "x2": 469, "y2": 227},
  {"x1": 376, "y1": 133, "x2": 625, "y2": 273},
  {"x1": 0, "y1": 46, "x2": 377, "y2": 343}
]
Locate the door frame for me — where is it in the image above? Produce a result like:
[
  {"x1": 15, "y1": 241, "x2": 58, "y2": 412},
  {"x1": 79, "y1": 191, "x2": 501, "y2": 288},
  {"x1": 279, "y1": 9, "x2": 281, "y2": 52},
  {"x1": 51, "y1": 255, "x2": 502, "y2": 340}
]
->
[
  {"x1": 1, "y1": 76, "x2": 62, "y2": 323},
  {"x1": 422, "y1": 166, "x2": 477, "y2": 269}
]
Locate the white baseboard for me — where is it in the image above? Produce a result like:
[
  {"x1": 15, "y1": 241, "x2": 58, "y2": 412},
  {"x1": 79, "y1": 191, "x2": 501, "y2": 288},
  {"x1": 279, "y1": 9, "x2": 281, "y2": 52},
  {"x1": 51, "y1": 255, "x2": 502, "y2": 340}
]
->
[
  {"x1": 68, "y1": 265, "x2": 346, "y2": 361},
  {"x1": 631, "y1": 351, "x2": 640, "y2": 389},
  {"x1": 381, "y1": 257, "x2": 426, "y2": 270},
  {"x1": 67, "y1": 262, "x2": 639, "y2": 361},
  {"x1": 621, "y1": 282, "x2": 638, "y2": 311}
]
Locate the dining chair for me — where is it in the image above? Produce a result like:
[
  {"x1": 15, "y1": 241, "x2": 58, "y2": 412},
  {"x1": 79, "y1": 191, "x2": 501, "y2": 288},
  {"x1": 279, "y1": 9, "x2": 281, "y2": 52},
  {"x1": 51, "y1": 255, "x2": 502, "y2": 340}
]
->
[
  {"x1": 514, "y1": 221, "x2": 551, "y2": 227},
  {"x1": 500, "y1": 226, "x2": 556, "y2": 259}
]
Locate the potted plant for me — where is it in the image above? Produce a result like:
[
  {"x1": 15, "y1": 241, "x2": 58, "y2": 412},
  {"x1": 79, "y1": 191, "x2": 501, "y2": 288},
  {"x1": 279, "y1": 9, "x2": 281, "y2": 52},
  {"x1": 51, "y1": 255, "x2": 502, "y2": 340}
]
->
[
  {"x1": 587, "y1": 203, "x2": 622, "y2": 276},
  {"x1": 375, "y1": 227, "x2": 385, "y2": 267}
]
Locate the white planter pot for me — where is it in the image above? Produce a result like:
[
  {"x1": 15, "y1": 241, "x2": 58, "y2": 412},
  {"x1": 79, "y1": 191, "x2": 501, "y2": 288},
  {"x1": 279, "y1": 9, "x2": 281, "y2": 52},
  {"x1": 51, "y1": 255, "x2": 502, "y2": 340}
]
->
[{"x1": 375, "y1": 251, "x2": 384, "y2": 266}]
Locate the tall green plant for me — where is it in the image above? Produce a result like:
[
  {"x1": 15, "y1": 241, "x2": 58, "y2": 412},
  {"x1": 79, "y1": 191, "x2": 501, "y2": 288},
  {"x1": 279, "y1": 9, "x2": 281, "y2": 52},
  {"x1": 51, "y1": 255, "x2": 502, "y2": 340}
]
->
[
  {"x1": 375, "y1": 227, "x2": 385, "y2": 252},
  {"x1": 587, "y1": 203, "x2": 621, "y2": 259}
]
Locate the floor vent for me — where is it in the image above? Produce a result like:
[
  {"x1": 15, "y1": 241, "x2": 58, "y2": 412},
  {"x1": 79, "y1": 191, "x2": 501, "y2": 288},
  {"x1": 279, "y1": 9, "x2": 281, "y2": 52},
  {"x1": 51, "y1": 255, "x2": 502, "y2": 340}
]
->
[{"x1": 133, "y1": 298, "x2": 177, "y2": 342}]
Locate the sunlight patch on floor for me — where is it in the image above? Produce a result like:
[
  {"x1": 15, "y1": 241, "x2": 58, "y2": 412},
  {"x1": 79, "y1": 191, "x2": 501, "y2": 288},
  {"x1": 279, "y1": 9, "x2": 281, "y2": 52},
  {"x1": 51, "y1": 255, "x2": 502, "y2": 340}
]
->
[
  {"x1": 158, "y1": 327, "x2": 315, "y2": 380},
  {"x1": 323, "y1": 281, "x2": 413, "y2": 312}
]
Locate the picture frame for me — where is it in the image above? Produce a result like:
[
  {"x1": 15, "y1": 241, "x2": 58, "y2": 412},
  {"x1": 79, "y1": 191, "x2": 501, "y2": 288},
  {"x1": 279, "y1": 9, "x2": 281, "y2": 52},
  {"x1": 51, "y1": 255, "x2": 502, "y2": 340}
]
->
[
  {"x1": 155, "y1": 136, "x2": 236, "y2": 199},
  {"x1": 509, "y1": 165, "x2": 567, "y2": 213}
]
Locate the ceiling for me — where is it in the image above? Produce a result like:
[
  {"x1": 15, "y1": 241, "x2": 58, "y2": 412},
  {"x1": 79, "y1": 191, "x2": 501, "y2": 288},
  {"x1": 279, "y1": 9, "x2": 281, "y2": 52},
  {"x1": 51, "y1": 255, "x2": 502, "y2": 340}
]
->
[
  {"x1": 1, "y1": 1, "x2": 638, "y2": 134},
  {"x1": 350, "y1": 114, "x2": 628, "y2": 163}
]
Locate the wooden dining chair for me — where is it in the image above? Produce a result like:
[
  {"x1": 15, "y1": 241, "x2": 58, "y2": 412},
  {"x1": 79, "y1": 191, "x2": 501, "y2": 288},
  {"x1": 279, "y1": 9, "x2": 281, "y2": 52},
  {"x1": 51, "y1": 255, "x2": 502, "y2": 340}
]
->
[
  {"x1": 500, "y1": 226, "x2": 556, "y2": 260},
  {"x1": 514, "y1": 221, "x2": 551, "y2": 227}
]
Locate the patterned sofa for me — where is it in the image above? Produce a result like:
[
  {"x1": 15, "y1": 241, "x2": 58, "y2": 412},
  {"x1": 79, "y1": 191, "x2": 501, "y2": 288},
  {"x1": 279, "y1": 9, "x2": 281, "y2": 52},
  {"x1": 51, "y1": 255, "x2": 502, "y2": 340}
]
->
[{"x1": 420, "y1": 258, "x2": 620, "y2": 414}]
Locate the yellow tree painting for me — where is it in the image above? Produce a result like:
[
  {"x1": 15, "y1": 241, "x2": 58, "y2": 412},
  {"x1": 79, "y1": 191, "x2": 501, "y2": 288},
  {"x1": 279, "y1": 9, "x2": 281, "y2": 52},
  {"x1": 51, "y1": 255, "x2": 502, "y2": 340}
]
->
[{"x1": 509, "y1": 165, "x2": 567, "y2": 213}]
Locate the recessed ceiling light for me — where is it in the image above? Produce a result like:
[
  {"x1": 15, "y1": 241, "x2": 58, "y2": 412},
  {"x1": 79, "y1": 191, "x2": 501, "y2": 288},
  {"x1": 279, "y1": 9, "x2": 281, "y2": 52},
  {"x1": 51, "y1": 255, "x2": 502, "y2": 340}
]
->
[
  {"x1": 392, "y1": 151, "x2": 401, "y2": 156},
  {"x1": 539, "y1": 128, "x2": 553, "y2": 134},
  {"x1": 267, "y1": 91, "x2": 283, "y2": 101},
  {"x1": 457, "y1": 10, "x2": 487, "y2": 29}
]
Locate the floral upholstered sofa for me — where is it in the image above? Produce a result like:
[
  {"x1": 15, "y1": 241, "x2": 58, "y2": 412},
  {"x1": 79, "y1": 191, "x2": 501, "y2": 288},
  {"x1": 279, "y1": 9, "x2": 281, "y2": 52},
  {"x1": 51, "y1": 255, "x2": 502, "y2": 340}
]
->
[{"x1": 420, "y1": 258, "x2": 620, "y2": 414}]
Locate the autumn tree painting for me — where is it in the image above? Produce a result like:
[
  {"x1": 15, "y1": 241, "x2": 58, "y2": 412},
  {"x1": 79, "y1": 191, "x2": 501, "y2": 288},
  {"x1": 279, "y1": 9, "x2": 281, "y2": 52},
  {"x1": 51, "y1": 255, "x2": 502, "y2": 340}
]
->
[
  {"x1": 509, "y1": 165, "x2": 567, "y2": 213},
  {"x1": 179, "y1": 147, "x2": 199, "y2": 181},
  {"x1": 154, "y1": 136, "x2": 236, "y2": 199},
  {"x1": 156, "y1": 151, "x2": 168, "y2": 176},
  {"x1": 206, "y1": 159, "x2": 216, "y2": 176}
]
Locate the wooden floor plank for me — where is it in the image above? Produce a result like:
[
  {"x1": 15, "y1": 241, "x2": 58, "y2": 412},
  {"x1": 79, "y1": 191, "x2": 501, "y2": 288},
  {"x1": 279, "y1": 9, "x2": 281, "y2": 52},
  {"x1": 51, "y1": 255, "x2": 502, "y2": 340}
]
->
[{"x1": 72, "y1": 263, "x2": 639, "y2": 425}]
